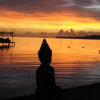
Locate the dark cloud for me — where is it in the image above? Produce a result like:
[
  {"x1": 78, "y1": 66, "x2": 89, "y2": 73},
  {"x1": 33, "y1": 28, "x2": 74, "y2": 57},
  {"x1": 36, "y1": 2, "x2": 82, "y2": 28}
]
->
[
  {"x1": 73, "y1": 0, "x2": 94, "y2": 6},
  {"x1": 0, "y1": 0, "x2": 66, "y2": 13},
  {"x1": 66, "y1": 0, "x2": 100, "y2": 20},
  {"x1": 0, "y1": 0, "x2": 100, "y2": 20}
]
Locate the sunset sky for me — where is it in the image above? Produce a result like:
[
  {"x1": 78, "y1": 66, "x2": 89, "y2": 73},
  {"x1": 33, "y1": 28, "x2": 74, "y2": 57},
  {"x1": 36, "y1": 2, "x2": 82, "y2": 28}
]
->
[{"x1": 0, "y1": 0, "x2": 100, "y2": 32}]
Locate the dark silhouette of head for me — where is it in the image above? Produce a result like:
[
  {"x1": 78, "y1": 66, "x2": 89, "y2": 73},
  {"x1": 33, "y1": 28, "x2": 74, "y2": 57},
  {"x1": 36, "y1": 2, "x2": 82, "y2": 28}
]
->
[{"x1": 38, "y1": 39, "x2": 52, "y2": 65}]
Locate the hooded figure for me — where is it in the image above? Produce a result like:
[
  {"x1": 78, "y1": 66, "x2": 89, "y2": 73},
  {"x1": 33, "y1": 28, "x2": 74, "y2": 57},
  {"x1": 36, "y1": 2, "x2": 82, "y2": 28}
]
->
[
  {"x1": 35, "y1": 39, "x2": 61, "y2": 100},
  {"x1": 38, "y1": 39, "x2": 52, "y2": 65}
]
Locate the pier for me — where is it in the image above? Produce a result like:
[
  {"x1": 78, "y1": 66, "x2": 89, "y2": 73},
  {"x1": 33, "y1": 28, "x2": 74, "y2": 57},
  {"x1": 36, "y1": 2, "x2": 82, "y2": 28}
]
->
[{"x1": 0, "y1": 32, "x2": 15, "y2": 48}]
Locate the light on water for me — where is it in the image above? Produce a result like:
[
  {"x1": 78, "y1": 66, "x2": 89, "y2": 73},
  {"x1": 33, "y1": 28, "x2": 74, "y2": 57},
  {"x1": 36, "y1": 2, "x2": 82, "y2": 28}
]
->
[{"x1": 0, "y1": 37, "x2": 100, "y2": 99}]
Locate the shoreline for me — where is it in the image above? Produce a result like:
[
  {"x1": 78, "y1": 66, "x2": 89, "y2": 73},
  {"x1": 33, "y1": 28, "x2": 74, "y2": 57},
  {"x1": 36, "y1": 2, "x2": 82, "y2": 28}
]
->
[
  {"x1": 5, "y1": 83, "x2": 100, "y2": 100},
  {"x1": 56, "y1": 37, "x2": 100, "y2": 40}
]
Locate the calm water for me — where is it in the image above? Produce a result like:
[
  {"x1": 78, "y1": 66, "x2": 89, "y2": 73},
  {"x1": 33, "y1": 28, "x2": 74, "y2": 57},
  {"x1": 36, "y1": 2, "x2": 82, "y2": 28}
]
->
[{"x1": 0, "y1": 37, "x2": 100, "y2": 99}]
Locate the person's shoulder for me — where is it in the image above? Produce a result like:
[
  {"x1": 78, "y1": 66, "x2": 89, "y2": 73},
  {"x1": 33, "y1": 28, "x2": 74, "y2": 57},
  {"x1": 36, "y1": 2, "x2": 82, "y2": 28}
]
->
[
  {"x1": 49, "y1": 66, "x2": 54, "y2": 71},
  {"x1": 36, "y1": 66, "x2": 41, "y2": 72}
]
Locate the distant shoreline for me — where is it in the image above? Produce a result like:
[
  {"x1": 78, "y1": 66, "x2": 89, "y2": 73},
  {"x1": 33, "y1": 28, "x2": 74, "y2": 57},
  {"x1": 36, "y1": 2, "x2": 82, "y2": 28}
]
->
[
  {"x1": 56, "y1": 35, "x2": 100, "y2": 40},
  {"x1": 12, "y1": 35, "x2": 100, "y2": 40}
]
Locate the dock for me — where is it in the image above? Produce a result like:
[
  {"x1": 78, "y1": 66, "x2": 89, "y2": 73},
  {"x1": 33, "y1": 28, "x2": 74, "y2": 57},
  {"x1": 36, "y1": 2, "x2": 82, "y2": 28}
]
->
[{"x1": 0, "y1": 32, "x2": 15, "y2": 48}]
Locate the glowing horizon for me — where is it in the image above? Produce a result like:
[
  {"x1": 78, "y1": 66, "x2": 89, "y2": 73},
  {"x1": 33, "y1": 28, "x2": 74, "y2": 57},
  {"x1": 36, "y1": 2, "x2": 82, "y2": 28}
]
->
[{"x1": 0, "y1": 0, "x2": 100, "y2": 33}]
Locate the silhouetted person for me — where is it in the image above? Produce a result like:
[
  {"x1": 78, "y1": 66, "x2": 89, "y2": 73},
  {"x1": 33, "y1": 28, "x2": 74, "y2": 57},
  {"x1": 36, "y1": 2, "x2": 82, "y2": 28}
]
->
[{"x1": 35, "y1": 39, "x2": 61, "y2": 100}]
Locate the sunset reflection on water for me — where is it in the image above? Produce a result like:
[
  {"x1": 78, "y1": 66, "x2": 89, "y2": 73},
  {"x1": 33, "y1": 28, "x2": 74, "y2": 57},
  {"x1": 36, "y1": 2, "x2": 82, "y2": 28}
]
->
[{"x1": 0, "y1": 37, "x2": 100, "y2": 99}]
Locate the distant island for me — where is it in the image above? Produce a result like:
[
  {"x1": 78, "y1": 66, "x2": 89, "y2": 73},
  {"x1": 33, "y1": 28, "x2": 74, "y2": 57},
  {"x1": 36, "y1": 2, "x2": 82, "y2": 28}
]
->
[
  {"x1": 56, "y1": 35, "x2": 100, "y2": 40},
  {"x1": 56, "y1": 29, "x2": 100, "y2": 40},
  {"x1": 1, "y1": 28, "x2": 100, "y2": 39}
]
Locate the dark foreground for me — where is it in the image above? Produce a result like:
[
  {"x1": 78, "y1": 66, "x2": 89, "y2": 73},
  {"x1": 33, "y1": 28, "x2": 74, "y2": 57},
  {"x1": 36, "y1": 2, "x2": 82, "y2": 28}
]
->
[{"x1": 4, "y1": 83, "x2": 100, "y2": 100}]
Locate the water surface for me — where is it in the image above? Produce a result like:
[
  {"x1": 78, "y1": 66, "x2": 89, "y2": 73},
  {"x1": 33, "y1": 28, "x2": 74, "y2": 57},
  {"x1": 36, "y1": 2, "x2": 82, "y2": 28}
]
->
[{"x1": 0, "y1": 37, "x2": 100, "y2": 99}]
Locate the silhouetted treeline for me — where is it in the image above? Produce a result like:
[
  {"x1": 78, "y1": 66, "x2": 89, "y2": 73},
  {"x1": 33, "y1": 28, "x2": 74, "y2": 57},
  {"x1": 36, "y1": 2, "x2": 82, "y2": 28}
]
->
[{"x1": 56, "y1": 35, "x2": 100, "y2": 40}]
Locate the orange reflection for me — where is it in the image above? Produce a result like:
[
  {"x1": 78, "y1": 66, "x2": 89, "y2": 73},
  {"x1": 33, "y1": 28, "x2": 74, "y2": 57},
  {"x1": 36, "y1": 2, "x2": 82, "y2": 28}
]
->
[{"x1": 0, "y1": 37, "x2": 100, "y2": 64}]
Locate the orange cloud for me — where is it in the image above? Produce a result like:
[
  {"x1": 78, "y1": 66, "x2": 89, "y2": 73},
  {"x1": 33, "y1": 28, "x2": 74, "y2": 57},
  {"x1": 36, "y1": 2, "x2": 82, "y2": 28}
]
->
[{"x1": 0, "y1": 8, "x2": 100, "y2": 32}]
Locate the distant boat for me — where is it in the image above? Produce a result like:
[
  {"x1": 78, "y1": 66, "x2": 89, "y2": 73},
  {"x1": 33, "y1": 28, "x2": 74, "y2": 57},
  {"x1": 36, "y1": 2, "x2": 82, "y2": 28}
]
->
[
  {"x1": 98, "y1": 50, "x2": 100, "y2": 54},
  {"x1": 68, "y1": 46, "x2": 70, "y2": 48},
  {"x1": 82, "y1": 46, "x2": 85, "y2": 48}
]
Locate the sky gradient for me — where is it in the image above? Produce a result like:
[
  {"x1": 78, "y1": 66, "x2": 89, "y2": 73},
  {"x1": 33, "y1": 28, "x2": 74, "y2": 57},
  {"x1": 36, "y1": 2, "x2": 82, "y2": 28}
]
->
[{"x1": 0, "y1": 0, "x2": 100, "y2": 32}]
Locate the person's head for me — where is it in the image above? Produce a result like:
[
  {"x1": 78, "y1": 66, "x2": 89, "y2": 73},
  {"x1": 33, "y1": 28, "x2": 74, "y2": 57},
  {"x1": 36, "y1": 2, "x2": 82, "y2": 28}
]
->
[{"x1": 38, "y1": 39, "x2": 52, "y2": 65}]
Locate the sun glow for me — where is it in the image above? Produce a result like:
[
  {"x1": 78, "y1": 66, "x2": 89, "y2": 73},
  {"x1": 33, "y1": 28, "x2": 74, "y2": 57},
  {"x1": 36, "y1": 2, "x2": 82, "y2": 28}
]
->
[{"x1": 0, "y1": 9, "x2": 100, "y2": 32}]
